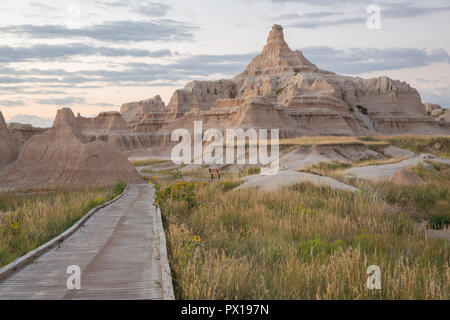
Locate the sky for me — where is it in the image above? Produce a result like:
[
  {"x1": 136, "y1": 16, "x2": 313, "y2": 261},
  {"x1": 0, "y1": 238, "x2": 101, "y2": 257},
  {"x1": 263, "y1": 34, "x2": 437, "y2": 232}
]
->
[{"x1": 0, "y1": 0, "x2": 449, "y2": 127}]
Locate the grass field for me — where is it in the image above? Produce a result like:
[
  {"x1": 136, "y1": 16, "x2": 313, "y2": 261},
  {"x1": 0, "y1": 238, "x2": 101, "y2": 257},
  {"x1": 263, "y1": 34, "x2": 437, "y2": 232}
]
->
[
  {"x1": 0, "y1": 182, "x2": 126, "y2": 268},
  {"x1": 157, "y1": 180, "x2": 449, "y2": 300},
  {"x1": 362, "y1": 163, "x2": 450, "y2": 230},
  {"x1": 380, "y1": 135, "x2": 449, "y2": 158},
  {"x1": 300, "y1": 160, "x2": 449, "y2": 230}
]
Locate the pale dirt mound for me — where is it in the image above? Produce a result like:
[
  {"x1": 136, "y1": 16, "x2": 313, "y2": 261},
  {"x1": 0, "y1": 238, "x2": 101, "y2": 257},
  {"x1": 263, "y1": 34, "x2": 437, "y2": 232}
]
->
[
  {"x1": 0, "y1": 108, "x2": 141, "y2": 191},
  {"x1": 344, "y1": 154, "x2": 450, "y2": 181},
  {"x1": 0, "y1": 112, "x2": 18, "y2": 167},
  {"x1": 390, "y1": 169, "x2": 424, "y2": 186},
  {"x1": 280, "y1": 144, "x2": 383, "y2": 170},
  {"x1": 382, "y1": 146, "x2": 415, "y2": 158},
  {"x1": 237, "y1": 170, "x2": 358, "y2": 192}
]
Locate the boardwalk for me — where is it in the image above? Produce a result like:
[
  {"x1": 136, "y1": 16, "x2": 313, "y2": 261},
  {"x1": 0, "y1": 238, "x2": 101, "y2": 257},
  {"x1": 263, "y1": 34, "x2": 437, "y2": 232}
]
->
[{"x1": 0, "y1": 184, "x2": 167, "y2": 300}]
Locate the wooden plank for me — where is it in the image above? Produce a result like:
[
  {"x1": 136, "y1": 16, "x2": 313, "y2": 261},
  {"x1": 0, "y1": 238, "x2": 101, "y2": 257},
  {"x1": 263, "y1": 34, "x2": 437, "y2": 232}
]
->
[{"x1": 0, "y1": 184, "x2": 167, "y2": 300}]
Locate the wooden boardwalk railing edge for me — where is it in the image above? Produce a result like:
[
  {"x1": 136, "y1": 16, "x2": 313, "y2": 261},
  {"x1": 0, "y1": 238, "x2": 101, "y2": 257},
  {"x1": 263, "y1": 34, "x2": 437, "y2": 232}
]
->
[
  {"x1": 155, "y1": 206, "x2": 175, "y2": 300},
  {"x1": 0, "y1": 185, "x2": 130, "y2": 281}
]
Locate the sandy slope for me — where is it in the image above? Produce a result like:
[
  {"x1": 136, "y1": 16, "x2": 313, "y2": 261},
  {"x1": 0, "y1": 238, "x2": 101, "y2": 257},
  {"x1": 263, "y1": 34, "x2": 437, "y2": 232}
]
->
[
  {"x1": 343, "y1": 154, "x2": 450, "y2": 180},
  {"x1": 237, "y1": 170, "x2": 357, "y2": 192}
]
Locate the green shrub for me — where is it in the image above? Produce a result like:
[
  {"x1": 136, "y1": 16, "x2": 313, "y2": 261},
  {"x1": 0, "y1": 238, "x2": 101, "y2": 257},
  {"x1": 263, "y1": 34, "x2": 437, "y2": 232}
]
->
[
  {"x1": 113, "y1": 181, "x2": 126, "y2": 195},
  {"x1": 428, "y1": 213, "x2": 450, "y2": 230},
  {"x1": 171, "y1": 168, "x2": 183, "y2": 180},
  {"x1": 297, "y1": 234, "x2": 344, "y2": 259}
]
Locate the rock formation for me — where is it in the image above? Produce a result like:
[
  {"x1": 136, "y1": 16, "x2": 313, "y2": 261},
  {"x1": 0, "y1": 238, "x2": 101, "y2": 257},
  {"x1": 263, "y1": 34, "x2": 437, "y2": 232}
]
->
[
  {"x1": 120, "y1": 24, "x2": 449, "y2": 141},
  {"x1": 422, "y1": 102, "x2": 449, "y2": 122},
  {"x1": 424, "y1": 103, "x2": 443, "y2": 116},
  {"x1": 4, "y1": 24, "x2": 447, "y2": 181},
  {"x1": 75, "y1": 111, "x2": 128, "y2": 135},
  {"x1": 0, "y1": 112, "x2": 18, "y2": 167},
  {"x1": 7, "y1": 122, "x2": 47, "y2": 146},
  {"x1": 120, "y1": 95, "x2": 174, "y2": 132},
  {"x1": 0, "y1": 108, "x2": 141, "y2": 190},
  {"x1": 238, "y1": 24, "x2": 327, "y2": 77}
]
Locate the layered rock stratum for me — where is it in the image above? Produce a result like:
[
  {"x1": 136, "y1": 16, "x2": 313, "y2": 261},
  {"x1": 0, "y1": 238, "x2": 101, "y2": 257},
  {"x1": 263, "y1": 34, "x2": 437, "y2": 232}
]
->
[
  {"x1": 7, "y1": 122, "x2": 47, "y2": 146},
  {"x1": 1, "y1": 24, "x2": 449, "y2": 190},
  {"x1": 119, "y1": 24, "x2": 449, "y2": 142},
  {"x1": 0, "y1": 108, "x2": 141, "y2": 190}
]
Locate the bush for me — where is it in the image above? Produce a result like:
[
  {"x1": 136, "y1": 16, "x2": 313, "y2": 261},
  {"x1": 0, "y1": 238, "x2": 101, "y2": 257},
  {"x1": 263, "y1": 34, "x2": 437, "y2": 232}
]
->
[
  {"x1": 428, "y1": 214, "x2": 450, "y2": 230},
  {"x1": 297, "y1": 234, "x2": 344, "y2": 259},
  {"x1": 113, "y1": 181, "x2": 126, "y2": 195},
  {"x1": 171, "y1": 168, "x2": 183, "y2": 180}
]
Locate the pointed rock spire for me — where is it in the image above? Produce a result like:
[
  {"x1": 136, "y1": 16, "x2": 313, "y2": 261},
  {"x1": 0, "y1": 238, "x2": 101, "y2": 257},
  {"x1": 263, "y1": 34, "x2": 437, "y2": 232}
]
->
[
  {"x1": 238, "y1": 24, "x2": 323, "y2": 77},
  {"x1": 265, "y1": 24, "x2": 288, "y2": 47}
]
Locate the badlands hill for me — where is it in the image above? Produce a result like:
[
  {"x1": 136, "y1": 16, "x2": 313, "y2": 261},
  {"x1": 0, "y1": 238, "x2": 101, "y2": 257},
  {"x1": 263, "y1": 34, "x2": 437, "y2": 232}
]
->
[
  {"x1": 1, "y1": 25, "x2": 449, "y2": 190},
  {"x1": 120, "y1": 24, "x2": 449, "y2": 139},
  {"x1": 0, "y1": 112, "x2": 18, "y2": 167},
  {"x1": 0, "y1": 108, "x2": 141, "y2": 190}
]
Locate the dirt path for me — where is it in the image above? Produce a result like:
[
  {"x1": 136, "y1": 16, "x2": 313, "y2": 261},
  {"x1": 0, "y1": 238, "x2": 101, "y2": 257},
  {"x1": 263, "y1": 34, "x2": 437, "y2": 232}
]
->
[
  {"x1": 344, "y1": 154, "x2": 450, "y2": 180},
  {"x1": 0, "y1": 184, "x2": 170, "y2": 300},
  {"x1": 237, "y1": 170, "x2": 358, "y2": 192}
]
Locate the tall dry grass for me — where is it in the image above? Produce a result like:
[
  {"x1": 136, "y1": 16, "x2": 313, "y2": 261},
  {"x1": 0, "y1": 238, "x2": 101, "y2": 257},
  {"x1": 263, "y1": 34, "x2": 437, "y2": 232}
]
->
[
  {"x1": 382, "y1": 135, "x2": 449, "y2": 158},
  {"x1": 159, "y1": 181, "x2": 449, "y2": 300},
  {"x1": 357, "y1": 163, "x2": 450, "y2": 230},
  {"x1": 0, "y1": 182, "x2": 126, "y2": 268}
]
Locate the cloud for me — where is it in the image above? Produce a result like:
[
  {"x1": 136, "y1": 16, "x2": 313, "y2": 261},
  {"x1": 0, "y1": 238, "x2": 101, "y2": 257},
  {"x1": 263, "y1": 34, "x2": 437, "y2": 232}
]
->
[
  {"x1": 0, "y1": 52, "x2": 255, "y2": 86},
  {"x1": 269, "y1": 0, "x2": 351, "y2": 4},
  {"x1": 7, "y1": 114, "x2": 54, "y2": 128},
  {"x1": 0, "y1": 46, "x2": 447, "y2": 95},
  {"x1": 278, "y1": 2, "x2": 450, "y2": 28},
  {"x1": 420, "y1": 86, "x2": 450, "y2": 108},
  {"x1": 0, "y1": 20, "x2": 196, "y2": 43},
  {"x1": 0, "y1": 99, "x2": 24, "y2": 107},
  {"x1": 302, "y1": 46, "x2": 449, "y2": 74},
  {"x1": 98, "y1": 1, "x2": 171, "y2": 17},
  {"x1": 0, "y1": 44, "x2": 172, "y2": 62},
  {"x1": 36, "y1": 97, "x2": 86, "y2": 106}
]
